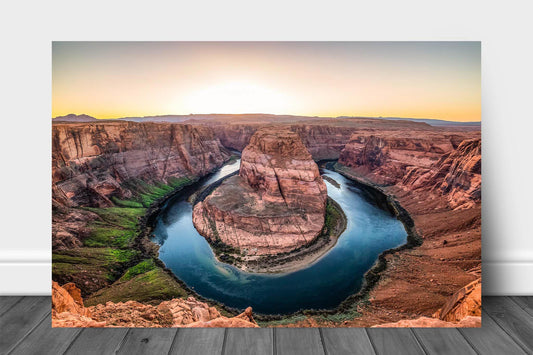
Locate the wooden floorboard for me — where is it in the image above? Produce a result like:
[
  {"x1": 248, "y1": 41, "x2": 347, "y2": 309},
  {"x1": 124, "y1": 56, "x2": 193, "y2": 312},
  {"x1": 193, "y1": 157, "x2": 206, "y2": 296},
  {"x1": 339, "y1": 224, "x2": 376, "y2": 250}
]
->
[
  {"x1": 116, "y1": 328, "x2": 177, "y2": 355},
  {"x1": 8, "y1": 315, "x2": 81, "y2": 355},
  {"x1": 366, "y1": 328, "x2": 425, "y2": 355},
  {"x1": 510, "y1": 296, "x2": 533, "y2": 316},
  {"x1": 0, "y1": 297, "x2": 50, "y2": 354},
  {"x1": 223, "y1": 328, "x2": 273, "y2": 355},
  {"x1": 320, "y1": 328, "x2": 376, "y2": 355},
  {"x1": 169, "y1": 328, "x2": 225, "y2": 355},
  {"x1": 483, "y1": 296, "x2": 533, "y2": 353},
  {"x1": 2, "y1": 296, "x2": 533, "y2": 354},
  {"x1": 0, "y1": 296, "x2": 23, "y2": 317},
  {"x1": 64, "y1": 328, "x2": 130, "y2": 355},
  {"x1": 413, "y1": 328, "x2": 477, "y2": 355},
  {"x1": 459, "y1": 309, "x2": 527, "y2": 355},
  {"x1": 275, "y1": 328, "x2": 324, "y2": 355}
]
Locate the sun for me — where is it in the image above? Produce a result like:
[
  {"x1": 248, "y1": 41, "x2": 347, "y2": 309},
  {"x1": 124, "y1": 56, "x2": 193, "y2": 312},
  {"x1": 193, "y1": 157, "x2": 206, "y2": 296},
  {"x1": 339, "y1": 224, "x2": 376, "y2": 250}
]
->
[{"x1": 183, "y1": 81, "x2": 291, "y2": 114}]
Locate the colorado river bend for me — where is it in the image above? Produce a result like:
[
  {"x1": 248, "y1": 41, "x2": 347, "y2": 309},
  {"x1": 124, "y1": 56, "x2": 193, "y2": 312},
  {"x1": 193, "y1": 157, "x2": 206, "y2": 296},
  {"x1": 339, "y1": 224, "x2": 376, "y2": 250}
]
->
[{"x1": 152, "y1": 159, "x2": 407, "y2": 315}]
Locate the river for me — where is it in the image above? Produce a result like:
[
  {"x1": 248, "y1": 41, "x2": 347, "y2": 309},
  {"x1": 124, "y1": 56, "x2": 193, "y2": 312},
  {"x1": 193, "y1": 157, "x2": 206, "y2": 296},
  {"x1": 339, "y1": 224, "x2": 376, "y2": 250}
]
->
[{"x1": 152, "y1": 159, "x2": 407, "y2": 315}]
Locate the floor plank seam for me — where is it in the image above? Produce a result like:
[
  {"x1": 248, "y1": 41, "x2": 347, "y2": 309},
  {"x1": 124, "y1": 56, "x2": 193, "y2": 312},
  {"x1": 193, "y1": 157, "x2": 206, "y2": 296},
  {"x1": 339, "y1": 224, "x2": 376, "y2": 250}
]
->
[
  {"x1": 508, "y1": 296, "x2": 533, "y2": 317},
  {"x1": 0, "y1": 297, "x2": 24, "y2": 319},
  {"x1": 272, "y1": 328, "x2": 277, "y2": 355},
  {"x1": 318, "y1": 328, "x2": 328, "y2": 355},
  {"x1": 166, "y1": 328, "x2": 181, "y2": 355},
  {"x1": 114, "y1": 328, "x2": 131, "y2": 354},
  {"x1": 60, "y1": 326, "x2": 85, "y2": 355},
  {"x1": 456, "y1": 329, "x2": 482, "y2": 355},
  {"x1": 5, "y1": 310, "x2": 51, "y2": 355},
  {"x1": 483, "y1": 306, "x2": 531, "y2": 354},
  {"x1": 220, "y1": 328, "x2": 228, "y2": 355},
  {"x1": 363, "y1": 328, "x2": 378, "y2": 355},
  {"x1": 409, "y1": 329, "x2": 429, "y2": 355}
]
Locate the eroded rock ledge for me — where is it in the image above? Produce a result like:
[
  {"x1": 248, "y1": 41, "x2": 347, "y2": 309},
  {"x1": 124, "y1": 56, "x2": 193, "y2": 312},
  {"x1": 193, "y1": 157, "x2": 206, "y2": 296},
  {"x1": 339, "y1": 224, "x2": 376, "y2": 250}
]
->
[
  {"x1": 193, "y1": 127, "x2": 328, "y2": 256},
  {"x1": 52, "y1": 281, "x2": 258, "y2": 328}
]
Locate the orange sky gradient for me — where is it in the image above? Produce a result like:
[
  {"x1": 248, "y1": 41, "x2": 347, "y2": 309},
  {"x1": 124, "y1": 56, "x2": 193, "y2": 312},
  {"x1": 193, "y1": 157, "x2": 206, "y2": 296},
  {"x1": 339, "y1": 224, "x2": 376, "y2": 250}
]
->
[{"x1": 52, "y1": 42, "x2": 481, "y2": 122}]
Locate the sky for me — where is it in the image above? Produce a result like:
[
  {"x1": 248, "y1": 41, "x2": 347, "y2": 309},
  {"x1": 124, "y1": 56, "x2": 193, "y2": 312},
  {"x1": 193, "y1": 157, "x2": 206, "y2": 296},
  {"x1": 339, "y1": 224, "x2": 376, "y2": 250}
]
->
[{"x1": 52, "y1": 42, "x2": 481, "y2": 121}]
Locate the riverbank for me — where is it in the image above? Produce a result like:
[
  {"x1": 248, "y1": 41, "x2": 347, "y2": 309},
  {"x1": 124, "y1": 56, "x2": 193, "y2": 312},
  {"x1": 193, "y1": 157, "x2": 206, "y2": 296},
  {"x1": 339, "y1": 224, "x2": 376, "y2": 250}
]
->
[
  {"x1": 229, "y1": 197, "x2": 347, "y2": 274},
  {"x1": 279, "y1": 162, "x2": 481, "y2": 327}
]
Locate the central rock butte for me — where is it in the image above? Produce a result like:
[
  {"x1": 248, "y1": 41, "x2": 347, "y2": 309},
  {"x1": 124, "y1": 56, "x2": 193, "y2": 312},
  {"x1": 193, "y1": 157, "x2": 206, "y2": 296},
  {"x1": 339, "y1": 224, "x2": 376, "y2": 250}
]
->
[{"x1": 192, "y1": 127, "x2": 328, "y2": 256}]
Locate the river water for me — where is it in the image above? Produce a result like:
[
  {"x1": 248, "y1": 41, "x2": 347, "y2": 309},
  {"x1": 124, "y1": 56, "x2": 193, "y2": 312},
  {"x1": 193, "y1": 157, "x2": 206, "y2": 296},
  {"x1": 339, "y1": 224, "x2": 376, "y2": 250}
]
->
[{"x1": 152, "y1": 159, "x2": 407, "y2": 314}]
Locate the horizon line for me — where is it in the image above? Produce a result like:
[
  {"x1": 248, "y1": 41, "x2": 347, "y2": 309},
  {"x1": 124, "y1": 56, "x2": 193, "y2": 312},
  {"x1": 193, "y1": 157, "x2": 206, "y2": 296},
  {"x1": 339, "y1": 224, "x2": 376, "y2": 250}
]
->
[{"x1": 52, "y1": 112, "x2": 482, "y2": 123}]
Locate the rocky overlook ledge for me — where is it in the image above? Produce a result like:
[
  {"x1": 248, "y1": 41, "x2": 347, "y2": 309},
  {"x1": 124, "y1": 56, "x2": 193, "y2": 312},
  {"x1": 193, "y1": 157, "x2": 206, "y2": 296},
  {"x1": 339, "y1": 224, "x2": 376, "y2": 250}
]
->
[{"x1": 193, "y1": 127, "x2": 328, "y2": 256}]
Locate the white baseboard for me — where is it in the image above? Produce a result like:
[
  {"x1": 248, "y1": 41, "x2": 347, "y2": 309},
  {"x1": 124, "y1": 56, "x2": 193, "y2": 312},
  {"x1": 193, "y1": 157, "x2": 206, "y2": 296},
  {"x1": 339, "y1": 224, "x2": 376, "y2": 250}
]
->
[
  {"x1": 0, "y1": 256, "x2": 531, "y2": 296},
  {"x1": 0, "y1": 250, "x2": 50, "y2": 295},
  {"x1": 482, "y1": 261, "x2": 533, "y2": 295},
  {"x1": 0, "y1": 263, "x2": 51, "y2": 295}
]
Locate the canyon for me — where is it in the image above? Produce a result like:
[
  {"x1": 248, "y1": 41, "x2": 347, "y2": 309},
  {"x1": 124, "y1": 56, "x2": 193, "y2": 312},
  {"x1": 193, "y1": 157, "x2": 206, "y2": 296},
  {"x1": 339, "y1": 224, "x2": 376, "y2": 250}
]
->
[
  {"x1": 51, "y1": 115, "x2": 481, "y2": 327},
  {"x1": 192, "y1": 127, "x2": 328, "y2": 256}
]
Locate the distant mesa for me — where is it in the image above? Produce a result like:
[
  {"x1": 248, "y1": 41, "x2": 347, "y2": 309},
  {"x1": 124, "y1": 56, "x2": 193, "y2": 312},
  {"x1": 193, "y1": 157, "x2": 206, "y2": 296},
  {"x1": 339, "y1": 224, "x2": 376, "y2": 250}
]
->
[
  {"x1": 193, "y1": 126, "x2": 328, "y2": 256},
  {"x1": 53, "y1": 113, "x2": 97, "y2": 122}
]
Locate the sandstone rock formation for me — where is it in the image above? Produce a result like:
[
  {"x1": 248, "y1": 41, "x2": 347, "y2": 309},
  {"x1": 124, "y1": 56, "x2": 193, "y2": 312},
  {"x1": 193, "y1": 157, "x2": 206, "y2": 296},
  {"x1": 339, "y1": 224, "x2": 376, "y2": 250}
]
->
[
  {"x1": 200, "y1": 116, "x2": 437, "y2": 161},
  {"x1": 52, "y1": 122, "x2": 230, "y2": 208},
  {"x1": 338, "y1": 131, "x2": 481, "y2": 210},
  {"x1": 372, "y1": 278, "x2": 482, "y2": 327},
  {"x1": 428, "y1": 139, "x2": 481, "y2": 209},
  {"x1": 52, "y1": 282, "x2": 257, "y2": 328},
  {"x1": 338, "y1": 131, "x2": 455, "y2": 185},
  {"x1": 52, "y1": 281, "x2": 105, "y2": 327},
  {"x1": 434, "y1": 278, "x2": 481, "y2": 322},
  {"x1": 193, "y1": 127, "x2": 328, "y2": 255},
  {"x1": 52, "y1": 121, "x2": 231, "y2": 249}
]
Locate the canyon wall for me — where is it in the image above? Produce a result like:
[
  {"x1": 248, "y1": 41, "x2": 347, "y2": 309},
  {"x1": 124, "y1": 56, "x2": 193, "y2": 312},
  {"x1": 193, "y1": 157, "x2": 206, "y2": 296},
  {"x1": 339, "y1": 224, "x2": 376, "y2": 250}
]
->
[
  {"x1": 209, "y1": 122, "x2": 359, "y2": 160},
  {"x1": 193, "y1": 127, "x2": 328, "y2": 256},
  {"x1": 197, "y1": 117, "x2": 441, "y2": 160},
  {"x1": 53, "y1": 121, "x2": 231, "y2": 208},
  {"x1": 338, "y1": 131, "x2": 481, "y2": 209},
  {"x1": 52, "y1": 121, "x2": 231, "y2": 250},
  {"x1": 332, "y1": 129, "x2": 482, "y2": 327}
]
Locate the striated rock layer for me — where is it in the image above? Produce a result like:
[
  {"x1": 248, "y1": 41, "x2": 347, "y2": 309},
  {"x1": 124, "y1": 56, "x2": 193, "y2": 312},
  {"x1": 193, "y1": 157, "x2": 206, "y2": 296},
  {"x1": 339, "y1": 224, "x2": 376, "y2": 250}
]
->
[
  {"x1": 338, "y1": 131, "x2": 481, "y2": 209},
  {"x1": 52, "y1": 121, "x2": 230, "y2": 250},
  {"x1": 193, "y1": 127, "x2": 327, "y2": 255},
  {"x1": 53, "y1": 121, "x2": 230, "y2": 208}
]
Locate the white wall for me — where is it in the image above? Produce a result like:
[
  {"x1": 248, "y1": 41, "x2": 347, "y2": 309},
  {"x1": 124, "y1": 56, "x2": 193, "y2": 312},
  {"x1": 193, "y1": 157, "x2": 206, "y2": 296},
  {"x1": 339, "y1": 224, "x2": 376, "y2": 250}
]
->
[{"x1": 0, "y1": 0, "x2": 531, "y2": 295}]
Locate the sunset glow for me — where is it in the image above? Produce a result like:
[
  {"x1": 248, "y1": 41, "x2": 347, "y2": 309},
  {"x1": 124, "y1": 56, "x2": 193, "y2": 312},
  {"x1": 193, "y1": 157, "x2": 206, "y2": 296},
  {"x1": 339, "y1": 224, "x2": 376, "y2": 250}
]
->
[
  {"x1": 52, "y1": 42, "x2": 481, "y2": 121},
  {"x1": 183, "y1": 81, "x2": 294, "y2": 114}
]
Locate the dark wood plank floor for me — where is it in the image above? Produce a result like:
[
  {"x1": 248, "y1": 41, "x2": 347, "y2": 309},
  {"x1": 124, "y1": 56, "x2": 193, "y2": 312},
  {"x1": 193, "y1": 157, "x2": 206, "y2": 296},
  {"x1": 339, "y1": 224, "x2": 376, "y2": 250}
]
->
[{"x1": 1, "y1": 296, "x2": 532, "y2": 354}]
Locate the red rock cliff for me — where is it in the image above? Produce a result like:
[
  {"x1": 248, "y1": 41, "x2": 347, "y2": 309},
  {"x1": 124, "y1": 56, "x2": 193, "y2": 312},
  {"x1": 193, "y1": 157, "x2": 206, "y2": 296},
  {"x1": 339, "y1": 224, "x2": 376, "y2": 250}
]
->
[
  {"x1": 52, "y1": 121, "x2": 230, "y2": 207},
  {"x1": 193, "y1": 127, "x2": 327, "y2": 256},
  {"x1": 52, "y1": 121, "x2": 231, "y2": 250}
]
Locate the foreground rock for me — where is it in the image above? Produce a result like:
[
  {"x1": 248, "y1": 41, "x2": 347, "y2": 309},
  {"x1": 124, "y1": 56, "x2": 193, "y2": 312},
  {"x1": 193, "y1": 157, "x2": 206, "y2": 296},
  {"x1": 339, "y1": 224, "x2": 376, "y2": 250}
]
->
[
  {"x1": 372, "y1": 316, "x2": 481, "y2": 328},
  {"x1": 372, "y1": 278, "x2": 481, "y2": 327},
  {"x1": 193, "y1": 127, "x2": 327, "y2": 256},
  {"x1": 52, "y1": 282, "x2": 257, "y2": 328},
  {"x1": 434, "y1": 278, "x2": 481, "y2": 322},
  {"x1": 52, "y1": 281, "x2": 105, "y2": 327}
]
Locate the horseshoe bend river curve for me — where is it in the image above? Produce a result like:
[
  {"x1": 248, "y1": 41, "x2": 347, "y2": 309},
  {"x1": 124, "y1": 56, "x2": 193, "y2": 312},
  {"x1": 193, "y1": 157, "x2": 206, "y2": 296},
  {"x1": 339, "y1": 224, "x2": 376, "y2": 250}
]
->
[{"x1": 151, "y1": 159, "x2": 407, "y2": 315}]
